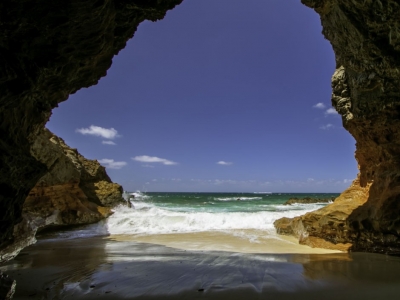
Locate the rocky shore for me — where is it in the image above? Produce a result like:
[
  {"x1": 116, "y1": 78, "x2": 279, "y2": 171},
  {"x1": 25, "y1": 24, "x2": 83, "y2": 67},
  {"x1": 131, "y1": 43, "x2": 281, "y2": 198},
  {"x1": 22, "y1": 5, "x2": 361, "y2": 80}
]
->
[
  {"x1": 0, "y1": 129, "x2": 123, "y2": 263},
  {"x1": 274, "y1": 0, "x2": 400, "y2": 254}
]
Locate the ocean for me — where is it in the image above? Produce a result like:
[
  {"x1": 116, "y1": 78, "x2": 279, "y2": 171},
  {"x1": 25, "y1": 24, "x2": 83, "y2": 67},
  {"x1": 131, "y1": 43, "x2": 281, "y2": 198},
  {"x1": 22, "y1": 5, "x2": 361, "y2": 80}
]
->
[
  {"x1": 111, "y1": 192, "x2": 337, "y2": 235},
  {"x1": 45, "y1": 191, "x2": 339, "y2": 253}
]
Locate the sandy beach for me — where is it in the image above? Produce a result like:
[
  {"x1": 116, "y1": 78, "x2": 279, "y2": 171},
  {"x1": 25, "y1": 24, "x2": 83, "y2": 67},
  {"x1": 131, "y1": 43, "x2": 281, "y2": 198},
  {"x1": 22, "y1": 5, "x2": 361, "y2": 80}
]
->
[
  {"x1": 113, "y1": 230, "x2": 342, "y2": 254},
  {"x1": 2, "y1": 234, "x2": 400, "y2": 300}
]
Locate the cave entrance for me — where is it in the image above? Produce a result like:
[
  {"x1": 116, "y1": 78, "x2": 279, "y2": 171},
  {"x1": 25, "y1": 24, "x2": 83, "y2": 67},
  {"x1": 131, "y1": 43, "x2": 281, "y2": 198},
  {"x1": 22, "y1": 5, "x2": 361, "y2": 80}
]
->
[{"x1": 47, "y1": 0, "x2": 357, "y2": 193}]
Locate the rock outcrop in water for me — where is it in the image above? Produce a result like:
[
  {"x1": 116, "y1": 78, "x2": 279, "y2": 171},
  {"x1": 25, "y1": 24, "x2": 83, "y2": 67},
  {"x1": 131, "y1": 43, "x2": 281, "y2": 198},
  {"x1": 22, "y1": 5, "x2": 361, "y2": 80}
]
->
[
  {"x1": 0, "y1": 0, "x2": 183, "y2": 258},
  {"x1": 0, "y1": 128, "x2": 123, "y2": 262},
  {"x1": 283, "y1": 197, "x2": 335, "y2": 205},
  {"x1": 275, "y1": 0, "x2": 400, "y2": 254}
]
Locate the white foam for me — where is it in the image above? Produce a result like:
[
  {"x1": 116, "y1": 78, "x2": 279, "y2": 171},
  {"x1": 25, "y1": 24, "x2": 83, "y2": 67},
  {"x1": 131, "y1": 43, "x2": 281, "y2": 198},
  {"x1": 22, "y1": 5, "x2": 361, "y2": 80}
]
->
[
  {"x1": 214, "y1": 197, "x2": 263, "y2": 201},
  {"x1": 105, "y1": 202, "x2": 317, "y2": 236}
]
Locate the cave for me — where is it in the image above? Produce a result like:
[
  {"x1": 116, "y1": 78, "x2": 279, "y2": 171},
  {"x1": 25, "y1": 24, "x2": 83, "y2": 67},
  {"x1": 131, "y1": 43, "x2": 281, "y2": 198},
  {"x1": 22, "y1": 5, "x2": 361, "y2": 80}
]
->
[{"x1": 1, "y1": 0, "x2": 400, "y2": 270}]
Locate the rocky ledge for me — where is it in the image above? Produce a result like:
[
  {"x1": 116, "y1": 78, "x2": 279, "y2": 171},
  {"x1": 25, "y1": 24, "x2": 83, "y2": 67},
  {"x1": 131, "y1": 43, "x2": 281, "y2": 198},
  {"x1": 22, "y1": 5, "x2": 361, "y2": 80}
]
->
[
  {"x1": 275, "y1": 176, "x2": 371, "y2": 252},
  {"x1": 0, "y1": 129, "x2": 123, "y2": 262},
  {"x1": 275, "y1": 0, "x2": 400, "y2": 254}
]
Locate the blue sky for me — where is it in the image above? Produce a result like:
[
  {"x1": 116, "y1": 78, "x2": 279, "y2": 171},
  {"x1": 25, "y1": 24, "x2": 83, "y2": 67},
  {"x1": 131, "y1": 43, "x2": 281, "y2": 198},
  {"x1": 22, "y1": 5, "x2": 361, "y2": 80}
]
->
[{"x1": 47, "y1": 0, "x2": 357, "y2": 193}]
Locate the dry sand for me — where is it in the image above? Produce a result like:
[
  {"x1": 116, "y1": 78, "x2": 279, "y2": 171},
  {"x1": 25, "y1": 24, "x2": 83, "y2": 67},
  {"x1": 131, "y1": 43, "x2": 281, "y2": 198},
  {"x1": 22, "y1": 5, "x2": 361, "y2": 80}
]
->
[{"x1": 2, "y1": 235, "x2": 400, "y2": 300}]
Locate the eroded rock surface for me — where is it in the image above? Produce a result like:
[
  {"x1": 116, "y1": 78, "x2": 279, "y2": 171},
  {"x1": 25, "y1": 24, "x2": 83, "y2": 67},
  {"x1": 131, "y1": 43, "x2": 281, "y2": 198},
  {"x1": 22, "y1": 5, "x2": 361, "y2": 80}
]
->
[
  {"x1": 0, "y1": 0, "x2": 182, "y2": 255},
  {"x1": 1, "y1": 129, "x2": 123, "y2": 262},
  {"x1": 275, "y1": 0, "x2": 400, "y2": 254}
]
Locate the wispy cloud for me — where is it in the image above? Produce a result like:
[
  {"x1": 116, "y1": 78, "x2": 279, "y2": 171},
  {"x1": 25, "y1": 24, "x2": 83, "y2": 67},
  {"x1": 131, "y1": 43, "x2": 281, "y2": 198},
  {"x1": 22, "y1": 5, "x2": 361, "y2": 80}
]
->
[
  {"x1": 313, "y1": 103, "x2": 326, "y2": 109},
  {"x1": 325, "y1": 108, "x2": 338, "y2": 115},
  {"x1": 102, "y1": 140, "x2": 116, "y2": 145},
  {"x1": 217, "y1": 161, "x2": 233, "y2": 165},
  {"x1": 142, "y1": 164, "x2": 155, "y2": 168},
  {"x1": 98, "y1": 158, "x2": 127, "y2": 169},
  {"x1": 76, "y1": 125, "x2": 119, "y2": 139},
  {"x1": 320, "y1": 124, "x2": 334, "y2": 130},
  {"x1": 133, "y1": 155, "x2": 178, "y2": 165}
]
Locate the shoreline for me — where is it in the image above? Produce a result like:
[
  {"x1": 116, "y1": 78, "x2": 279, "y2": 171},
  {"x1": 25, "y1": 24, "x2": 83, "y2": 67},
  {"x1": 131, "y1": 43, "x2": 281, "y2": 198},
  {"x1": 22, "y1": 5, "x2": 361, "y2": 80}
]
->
[
  {"x1": 109, "y1": 230, "x2": 342, "y2": 254},
  {"x1": 2, "y1": 236, "x2": 400, "y2": 299}
]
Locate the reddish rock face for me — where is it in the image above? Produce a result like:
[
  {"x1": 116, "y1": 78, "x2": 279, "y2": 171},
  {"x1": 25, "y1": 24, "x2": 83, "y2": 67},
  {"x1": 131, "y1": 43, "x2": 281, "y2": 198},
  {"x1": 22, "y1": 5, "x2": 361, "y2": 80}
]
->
[
  {"x1": 0, "y1": 129, "x2": 123, "y2": 262},
  {"x1": 275, "y1": 0, "x2": 400, "y2": 254}
]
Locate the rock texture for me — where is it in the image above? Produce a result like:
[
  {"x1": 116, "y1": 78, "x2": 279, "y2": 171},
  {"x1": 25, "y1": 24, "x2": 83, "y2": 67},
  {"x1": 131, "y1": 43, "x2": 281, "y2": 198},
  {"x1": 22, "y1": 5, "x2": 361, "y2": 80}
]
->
[
  {"x1": 0, "y1": 128, "x2": 123, "y2": 262},
  {"x1": 275, "y1": 0, "x2": 400, "y2": 254},
  {"x1": 26, "y1": 128, "x2": 123, "y2": 224},
  {"x1": 283, "y1": 197, "x2": 335, "y2": 205},
  {"x1": 0, "y1": 0, "x2": 182, "y2": 255},
  {"x1": 0, "y1": 272, "x2": 16, "y2": 300}
]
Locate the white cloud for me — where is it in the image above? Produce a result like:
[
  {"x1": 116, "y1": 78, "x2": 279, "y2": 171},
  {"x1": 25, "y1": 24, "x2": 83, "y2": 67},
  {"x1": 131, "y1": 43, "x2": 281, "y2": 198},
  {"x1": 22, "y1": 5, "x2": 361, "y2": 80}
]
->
[
  {"x1": 102, "y1": 140, "x2": 116, "y2": 145},
  {"x1": 320, "y1": 124, "x2": 334, "y2": 130},
  {"x1": 325, "y1": 108, "x2": 338, "y2": 115},
  {"x1": 214, "y1": 179, "x2": 237, "y2": 185},
  {"x1": 98, "y1": 158, "x2": 127, "y2": 169},
  {"x1": 313, "y1": 103, "x2": 326, "y2": 109},
  {"x1": 217, "y1": 161, "x2": 233, "y2": 165},
  {"x1": 133, "y1": 155, "x2": 178, "y2": 165},
  {"x1": 76, "y1": 125, "x2": 119, "y2": 139}
]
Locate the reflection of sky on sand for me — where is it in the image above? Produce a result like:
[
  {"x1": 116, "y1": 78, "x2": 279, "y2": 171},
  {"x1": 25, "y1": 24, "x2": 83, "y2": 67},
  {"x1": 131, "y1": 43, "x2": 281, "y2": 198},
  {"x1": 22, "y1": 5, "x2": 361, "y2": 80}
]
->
[{"x1": 2, "y1": 237, "x2": 400, "y2": 299}]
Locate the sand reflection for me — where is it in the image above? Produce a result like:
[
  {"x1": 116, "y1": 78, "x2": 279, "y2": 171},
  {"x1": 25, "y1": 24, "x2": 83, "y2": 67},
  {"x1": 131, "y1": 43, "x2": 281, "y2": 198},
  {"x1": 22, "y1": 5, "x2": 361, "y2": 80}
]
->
[{"x1": 1, "y1": 236, "x2": 400, "y2": 299}]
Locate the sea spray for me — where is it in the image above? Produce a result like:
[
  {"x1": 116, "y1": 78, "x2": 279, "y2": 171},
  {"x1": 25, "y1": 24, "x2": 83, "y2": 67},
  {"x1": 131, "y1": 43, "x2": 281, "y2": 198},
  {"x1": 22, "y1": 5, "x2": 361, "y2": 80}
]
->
[
  {"x1": 41, "y1": 192, "x2": 338, "y2": 242},
  {"x1": 107, "y1": 192, "x2": 336, "y2": 236}
]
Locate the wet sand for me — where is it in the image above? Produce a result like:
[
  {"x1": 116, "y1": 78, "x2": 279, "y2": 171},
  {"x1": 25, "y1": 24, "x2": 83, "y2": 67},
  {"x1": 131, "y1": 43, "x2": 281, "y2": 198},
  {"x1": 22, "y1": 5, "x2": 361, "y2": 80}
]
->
[
  {"x1": 2, "y1": 236, "x2": 400, "y2": 299},
  {"x1": 114, "y1": 230, "x2": 342, "y2": 254}
]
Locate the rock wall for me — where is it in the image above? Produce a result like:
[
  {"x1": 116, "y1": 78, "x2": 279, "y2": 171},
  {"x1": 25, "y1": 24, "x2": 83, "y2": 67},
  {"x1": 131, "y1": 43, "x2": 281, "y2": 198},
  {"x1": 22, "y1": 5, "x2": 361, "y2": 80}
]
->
[
  {"x1": 1, "y1": 128, "x2": 123, "y2": 262},
  {"x1": 275, "y1": 0, "x2": 400, "y2": 254},
  {"x1": 0, "y1": 0, "x2": 183, "y2": 253}
]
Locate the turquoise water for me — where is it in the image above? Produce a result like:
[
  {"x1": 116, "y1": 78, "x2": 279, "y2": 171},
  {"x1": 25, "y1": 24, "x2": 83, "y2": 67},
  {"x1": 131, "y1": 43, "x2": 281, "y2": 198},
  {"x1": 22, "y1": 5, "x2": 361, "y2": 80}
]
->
[
  {"x1": 126, "y1": 192, "x2": 337, "y2": 213},
  {"x1": 104, "y1": 192, "x2": 339, "y2": 236}
]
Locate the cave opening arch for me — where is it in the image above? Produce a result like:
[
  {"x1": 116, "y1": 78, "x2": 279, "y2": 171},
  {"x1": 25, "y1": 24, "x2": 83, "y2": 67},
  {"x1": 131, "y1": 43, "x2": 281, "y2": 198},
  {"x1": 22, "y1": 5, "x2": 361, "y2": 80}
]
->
[
  {"x1": 47, "y1": 0, "x2": 357, "y2": 194},
  {"x1": 1, "y1": 0, "x2": 399, "y2": 255}
]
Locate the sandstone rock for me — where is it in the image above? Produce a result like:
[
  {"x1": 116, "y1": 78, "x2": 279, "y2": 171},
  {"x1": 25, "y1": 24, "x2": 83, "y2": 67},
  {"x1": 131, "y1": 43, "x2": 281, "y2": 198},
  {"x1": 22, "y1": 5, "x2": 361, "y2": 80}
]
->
[
  {"x1": 274, "y1": 0, "x2": 400, "y2": 254},
  {"x1": 26, "y1": 128, "x2": 122, "y2": 224},
  {"x1": 283, "y1": 197, "x2": 335, "y2": 205},
  {"x1": 275, "y1": 176, "x2": 372, "y2": 252},
  {"x1": 1, "y1": 128, "x2": 123, "y2": 262}
]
